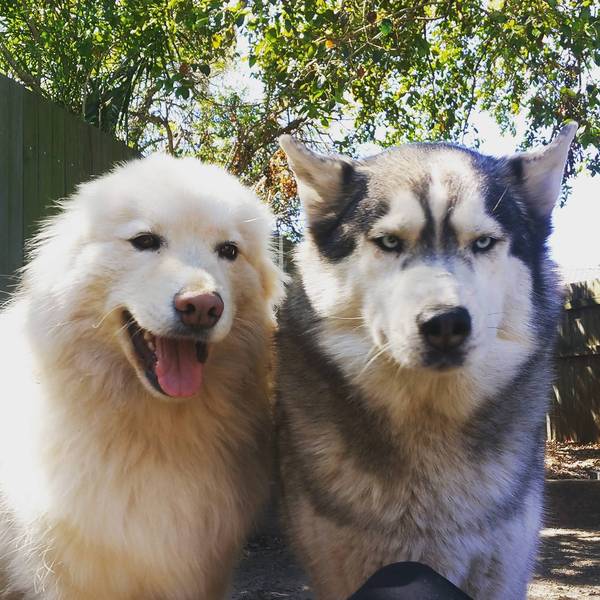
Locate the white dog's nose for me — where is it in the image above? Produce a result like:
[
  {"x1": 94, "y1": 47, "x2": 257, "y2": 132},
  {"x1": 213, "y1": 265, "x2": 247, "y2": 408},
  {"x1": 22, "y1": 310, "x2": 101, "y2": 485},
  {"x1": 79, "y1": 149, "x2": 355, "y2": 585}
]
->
[
  {"x1": 419, "y1": 307, "x2": 471, "y2": 352},
  {"x1": 174, "y1": 292, "x2": 224, "y2": 329}
]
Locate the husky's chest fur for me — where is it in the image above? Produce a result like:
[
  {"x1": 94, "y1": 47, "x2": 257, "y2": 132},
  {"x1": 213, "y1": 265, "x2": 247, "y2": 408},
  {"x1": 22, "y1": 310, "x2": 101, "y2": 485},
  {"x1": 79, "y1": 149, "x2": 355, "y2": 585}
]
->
[{"x1": 276, "y1": 125, "x2": 576, "y2": 600}]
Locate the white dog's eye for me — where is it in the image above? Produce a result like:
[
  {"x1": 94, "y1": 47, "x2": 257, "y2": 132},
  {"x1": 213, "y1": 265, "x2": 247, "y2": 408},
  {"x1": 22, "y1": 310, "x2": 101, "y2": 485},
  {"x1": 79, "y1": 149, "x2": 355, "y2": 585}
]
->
[
  {"x1": 374, "y1": 235, "x2": 403, "y2": 253},
  {"x1": 216, "y1": 242, "x2": 238, "y2": 261},
  {"x1": 129, "y1": 233, "x2": 163, "y2": 251},
  {"x1": 472, "y1": 236, "x2": 497, "y2": 253}
]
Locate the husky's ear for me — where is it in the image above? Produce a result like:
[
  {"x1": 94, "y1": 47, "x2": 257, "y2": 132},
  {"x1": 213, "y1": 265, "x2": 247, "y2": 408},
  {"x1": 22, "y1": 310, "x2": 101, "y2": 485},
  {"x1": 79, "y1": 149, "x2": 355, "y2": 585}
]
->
[
  {"x1": 279, "y1": 135, "x2": 355, "y2": 224},
  {"x1": 507, "y1": 123, "x2": 577, "y2": 218}
]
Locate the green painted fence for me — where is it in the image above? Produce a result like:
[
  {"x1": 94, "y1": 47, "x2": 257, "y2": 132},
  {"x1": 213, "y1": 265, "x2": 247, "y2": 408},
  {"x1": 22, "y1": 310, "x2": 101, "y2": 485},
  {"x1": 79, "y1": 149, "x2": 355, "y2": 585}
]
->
[{"x1": 0, "y1": 74, "x2": 138, "y2": 297}]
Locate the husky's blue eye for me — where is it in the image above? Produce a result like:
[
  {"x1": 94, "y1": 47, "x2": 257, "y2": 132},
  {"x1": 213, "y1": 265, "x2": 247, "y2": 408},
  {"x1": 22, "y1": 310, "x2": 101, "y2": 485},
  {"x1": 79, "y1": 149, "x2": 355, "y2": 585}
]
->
[
  {"x1": 374, "y1": 235, "x2": 403, "y2": 253},
  {"x1": 129, "y1": 233, "x2": 163, "y2": 251},
  {"x1": 472, "y1": 236, "x2": 496, "y2": 253}
]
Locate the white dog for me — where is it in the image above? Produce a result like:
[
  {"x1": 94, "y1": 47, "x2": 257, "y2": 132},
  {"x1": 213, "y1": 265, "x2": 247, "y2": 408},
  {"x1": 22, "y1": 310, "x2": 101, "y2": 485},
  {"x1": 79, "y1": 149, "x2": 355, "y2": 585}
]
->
[{"x1": 0, "y1": 155, "x2": 284, "y2": 599}]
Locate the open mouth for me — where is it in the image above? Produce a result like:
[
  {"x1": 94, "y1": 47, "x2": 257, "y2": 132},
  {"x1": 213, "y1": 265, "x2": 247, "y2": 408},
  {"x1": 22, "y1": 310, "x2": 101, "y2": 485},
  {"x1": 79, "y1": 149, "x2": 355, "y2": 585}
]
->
[{"x1": 123, "y1": 311, "x2": 208, "y2": 398}]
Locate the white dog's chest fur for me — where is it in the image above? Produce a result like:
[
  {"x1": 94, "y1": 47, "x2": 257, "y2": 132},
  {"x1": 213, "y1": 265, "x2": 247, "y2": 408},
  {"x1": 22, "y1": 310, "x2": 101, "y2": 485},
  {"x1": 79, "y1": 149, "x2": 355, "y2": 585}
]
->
[{"x1": 0, "y1": 313, "x2": 268, "y2": 599}]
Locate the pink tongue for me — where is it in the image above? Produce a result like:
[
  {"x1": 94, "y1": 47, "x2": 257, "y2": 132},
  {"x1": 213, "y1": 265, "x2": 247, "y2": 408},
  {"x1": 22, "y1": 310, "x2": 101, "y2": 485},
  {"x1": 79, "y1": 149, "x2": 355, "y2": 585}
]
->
[{"x1": 154, "y1": 337, "x2": 204, "y2": 398}]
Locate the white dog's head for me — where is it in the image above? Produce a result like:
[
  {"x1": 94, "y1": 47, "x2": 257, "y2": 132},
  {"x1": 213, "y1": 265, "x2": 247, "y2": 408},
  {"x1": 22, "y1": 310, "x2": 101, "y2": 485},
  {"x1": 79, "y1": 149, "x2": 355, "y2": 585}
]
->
[
  {"x1": 280, "y1": 126, "x2": 575, "y2": 386},
  {"x1": 23, "y1": 154, "x2": 283, "y2": 400}
]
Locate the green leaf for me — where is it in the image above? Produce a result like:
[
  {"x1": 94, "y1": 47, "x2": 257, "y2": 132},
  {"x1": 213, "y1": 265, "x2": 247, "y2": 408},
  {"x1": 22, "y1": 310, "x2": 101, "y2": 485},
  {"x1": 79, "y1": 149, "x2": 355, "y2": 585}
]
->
[{"x1": 379, "y1": 18, "x2": 392, "y2": 37}]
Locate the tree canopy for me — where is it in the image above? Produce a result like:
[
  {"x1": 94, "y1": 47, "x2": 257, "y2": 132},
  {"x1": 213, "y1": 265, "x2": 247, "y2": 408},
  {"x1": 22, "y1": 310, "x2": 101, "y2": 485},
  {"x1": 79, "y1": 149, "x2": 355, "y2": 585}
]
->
[
  {"x1": 0, "y1": 0, "x2": 240, "y2": 141},
  {"x1": 0, "y1": 0, "x2": 597, "y2": 239}
]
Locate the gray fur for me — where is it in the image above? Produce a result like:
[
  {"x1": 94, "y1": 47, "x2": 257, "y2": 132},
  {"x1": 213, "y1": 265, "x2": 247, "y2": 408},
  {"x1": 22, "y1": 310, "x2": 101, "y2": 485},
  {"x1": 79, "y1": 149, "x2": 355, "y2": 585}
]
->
[{"x1": 276, "y1": 127, "x2": 576, "y2": 599}]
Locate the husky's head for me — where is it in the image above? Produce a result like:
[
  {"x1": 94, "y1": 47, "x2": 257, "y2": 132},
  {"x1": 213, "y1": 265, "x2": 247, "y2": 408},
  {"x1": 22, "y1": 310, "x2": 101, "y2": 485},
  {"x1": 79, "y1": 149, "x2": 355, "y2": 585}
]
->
[
  {"x1": 281, "y1": 126, "x2": 575, "y2": 384},
  {"x1": 22, "y1": 154, "x2": 283, "y2": 401}
]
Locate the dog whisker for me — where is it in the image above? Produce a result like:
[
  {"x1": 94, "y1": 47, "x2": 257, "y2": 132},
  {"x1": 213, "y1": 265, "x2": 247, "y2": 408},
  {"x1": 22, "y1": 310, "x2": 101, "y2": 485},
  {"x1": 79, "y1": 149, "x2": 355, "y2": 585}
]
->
[
  {"x1": 93, "y1": 306, "x2": 122, "y2": 329},
  {"x1": 491, "y1": 186, "x2": 508, "y2": 213},
  {"x1": 357, "y1": 342, "x2": 393, "y2": 379},
  {"x1": 328, "y1": 316, "x2": 365, "y2": 321},
  {"x1": 346, "y1": 323, "x2": 368, "y2": 333},
  {"x1": 233, "y1": 316, "x2": 263, "y2": 337}
]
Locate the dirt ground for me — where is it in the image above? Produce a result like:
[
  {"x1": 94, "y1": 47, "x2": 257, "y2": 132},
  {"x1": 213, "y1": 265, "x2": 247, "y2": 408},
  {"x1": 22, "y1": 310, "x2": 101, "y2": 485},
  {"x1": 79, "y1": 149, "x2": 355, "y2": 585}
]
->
[
  {"x1": 231, "y1": 443, "x2": 600, "y2": 599},
  {"x1": 545, "y1": 441, "x2": 600, "y2": 480},
  {"x1": 528, "y1": 479, "x2": 600, "y2": 599}
]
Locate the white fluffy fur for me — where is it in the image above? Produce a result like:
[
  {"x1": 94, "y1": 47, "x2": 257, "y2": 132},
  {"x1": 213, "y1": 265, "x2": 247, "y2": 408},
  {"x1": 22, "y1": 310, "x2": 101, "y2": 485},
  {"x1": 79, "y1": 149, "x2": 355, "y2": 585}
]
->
[{"x1": 0, "y1": 155, "x2": 284, "y2": 599}]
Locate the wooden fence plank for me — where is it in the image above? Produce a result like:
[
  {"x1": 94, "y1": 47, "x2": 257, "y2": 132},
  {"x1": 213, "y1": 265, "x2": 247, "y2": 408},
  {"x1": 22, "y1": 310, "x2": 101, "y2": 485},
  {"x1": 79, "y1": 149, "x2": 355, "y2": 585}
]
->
[
  {"x1": 22, "y1": 88, "x2": 40, "y2": 243},
  {"x1": 35, "y1": 95, "x2": 55, "y2": 239},
  {"x1": 89, "y1": 124, "x2": 105, "y2": 176},
  {"x1": 80, "y1": 121, "x2": 93, "y2": 186},
  {"x1": 549, "y1": 279, "x2": 600, "y2": 442},
  {"x1": 50, "y1": 100, "x2": 66, "y2": 208},
  {"x1": 0, "y1": 75, "x2": 11, "y2": 296},
  {"x1": 64, "y1": 112, "x2": 83, "y2": 199},
  {"x1": 7, "y1": 81, "x2": 24, "y2": 274},
  {"x1": 0, "y1": 77, "x2": 24, "y2": 295},
  {"x1": 550, "y1": 354, "x2": 600, "y2": 442}
]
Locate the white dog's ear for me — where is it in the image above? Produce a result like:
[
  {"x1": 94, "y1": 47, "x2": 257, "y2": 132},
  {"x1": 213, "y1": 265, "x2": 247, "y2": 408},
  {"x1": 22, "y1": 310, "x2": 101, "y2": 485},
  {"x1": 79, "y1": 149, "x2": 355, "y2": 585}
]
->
[
  {"x1": 507, "y1": 123, "x2": 577, "y2": 218},
  {"x1": 259, "y1": 254, "x2": 288, "y2": 309},
  {"x1": 279, "y1": 135, "x2": 355, "y2": 225}
]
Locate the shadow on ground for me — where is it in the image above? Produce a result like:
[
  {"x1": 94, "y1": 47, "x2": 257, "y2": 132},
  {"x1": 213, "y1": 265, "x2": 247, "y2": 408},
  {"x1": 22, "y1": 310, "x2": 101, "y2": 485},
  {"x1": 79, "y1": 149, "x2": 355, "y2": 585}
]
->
[
  {"x1": 535, "y1": 528, "x2": 600, "y2": 586},
  {"x1": 231, "y1": 533, "x2": 309, "y2": 600},
  {"x1": 528, "y1": 480, "x2": 600, "y2": 599}
]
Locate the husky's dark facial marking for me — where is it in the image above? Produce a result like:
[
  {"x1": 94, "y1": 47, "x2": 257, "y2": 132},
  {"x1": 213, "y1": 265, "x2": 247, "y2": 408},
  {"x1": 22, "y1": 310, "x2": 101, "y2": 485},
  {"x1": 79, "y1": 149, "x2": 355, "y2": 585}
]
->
[
  {"x1": 413, "y1": 176, "x2": 438, "y2": 251},
  {"x1": 309, "y1": 167, "x2": 387, "y2": 262},
  {"x1": 277, "y1": 125, "x2": 577, "y2": 600}
]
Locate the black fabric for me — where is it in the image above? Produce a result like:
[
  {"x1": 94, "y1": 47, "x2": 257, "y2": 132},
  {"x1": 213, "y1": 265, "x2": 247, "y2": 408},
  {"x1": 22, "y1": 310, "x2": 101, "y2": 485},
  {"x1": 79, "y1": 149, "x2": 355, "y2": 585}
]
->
[{"x1": 348, "y1": 562, "x2": 473, "y2": 600}]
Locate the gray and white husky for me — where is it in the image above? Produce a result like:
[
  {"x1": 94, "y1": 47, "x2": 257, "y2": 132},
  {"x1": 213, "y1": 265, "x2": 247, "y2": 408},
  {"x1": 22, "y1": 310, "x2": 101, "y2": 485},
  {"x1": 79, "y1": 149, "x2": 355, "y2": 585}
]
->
[{"x1": 276, "y1": 124, "x2": 577, "y2": 600}]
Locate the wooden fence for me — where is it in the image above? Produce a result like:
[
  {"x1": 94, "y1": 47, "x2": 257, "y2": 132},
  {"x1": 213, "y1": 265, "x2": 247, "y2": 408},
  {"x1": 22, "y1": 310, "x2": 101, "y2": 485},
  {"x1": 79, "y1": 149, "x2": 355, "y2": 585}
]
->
[
  {"x1": 548, "y1": 279, "x2": 600, "y2": 442},
  {"x1": 0, "y1": 74, "x2": 138, "y2": 296}
]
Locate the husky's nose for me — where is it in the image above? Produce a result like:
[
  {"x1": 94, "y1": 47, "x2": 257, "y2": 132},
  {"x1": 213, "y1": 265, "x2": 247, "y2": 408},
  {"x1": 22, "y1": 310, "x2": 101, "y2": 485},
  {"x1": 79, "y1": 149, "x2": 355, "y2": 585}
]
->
[
  {"x1": 419, "y1": 307, "x2": 471, "y2": 352},
  {"x1": 174, "y1": 292, "x2": 224, "y2": 329}
]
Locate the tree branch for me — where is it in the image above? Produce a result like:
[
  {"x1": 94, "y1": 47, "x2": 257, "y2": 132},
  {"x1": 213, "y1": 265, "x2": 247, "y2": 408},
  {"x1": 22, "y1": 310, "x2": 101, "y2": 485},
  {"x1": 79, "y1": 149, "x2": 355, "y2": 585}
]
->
[{"x1": 0, "y1": 41, "x2": 44, "y2": 96}]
